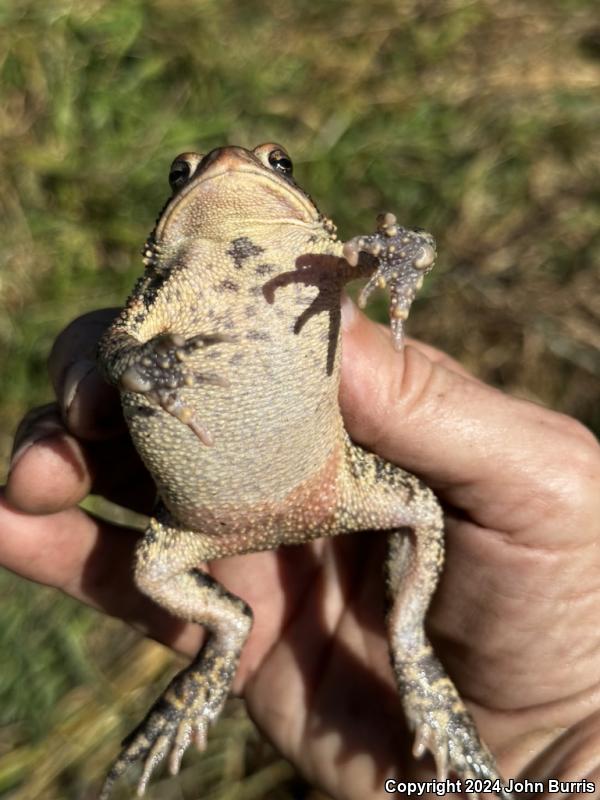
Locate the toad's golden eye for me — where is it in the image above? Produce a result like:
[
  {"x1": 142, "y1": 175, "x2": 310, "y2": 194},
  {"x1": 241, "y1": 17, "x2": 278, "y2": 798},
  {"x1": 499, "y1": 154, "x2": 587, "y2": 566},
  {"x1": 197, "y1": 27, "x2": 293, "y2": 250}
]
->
[
  {"x1": 168, "y1": 152, "x2": 203, "y2": 191},
  {"x1": 267, "y1": 148, "x2": 293, "y2": 176}
]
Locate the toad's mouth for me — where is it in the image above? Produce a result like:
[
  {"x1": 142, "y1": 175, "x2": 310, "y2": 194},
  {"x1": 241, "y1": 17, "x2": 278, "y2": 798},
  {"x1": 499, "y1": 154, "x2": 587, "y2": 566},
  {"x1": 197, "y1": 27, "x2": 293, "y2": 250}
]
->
[{"x1": 155, "y1": 162, "x2": 320, "y2": 242}]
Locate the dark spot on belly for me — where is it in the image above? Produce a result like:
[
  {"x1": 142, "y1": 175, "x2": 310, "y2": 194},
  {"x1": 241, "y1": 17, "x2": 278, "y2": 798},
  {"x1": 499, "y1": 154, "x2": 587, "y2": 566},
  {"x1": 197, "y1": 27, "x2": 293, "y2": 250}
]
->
[
  {"x1": 246, "y1": 330, "x2": 270, "y2": 341},
  {"x1": 226, "y1": 237, "x2": 264, "y2": 269},
  {"x1": 144, "y1": 524, "x2": 158, "y2": 544},
  {"x1": 218, "y1": 279, "x2": 240, "y2": 292},
  {"x1": 141, "y1": 273, "x2": 168, "y2": 309},
  {"x1": 255, "y1": 263, "x2": 275, "y2": 276},
  {"x1": 134, "y1": 405, "x2": 158, "y2": 417}
]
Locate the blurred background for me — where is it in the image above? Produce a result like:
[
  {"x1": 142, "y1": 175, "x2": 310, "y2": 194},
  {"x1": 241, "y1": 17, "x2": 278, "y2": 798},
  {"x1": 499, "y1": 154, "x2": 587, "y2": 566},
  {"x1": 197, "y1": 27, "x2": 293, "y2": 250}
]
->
[{"x1": 0, "y1": 0, "x2": 598, "y2": 797}]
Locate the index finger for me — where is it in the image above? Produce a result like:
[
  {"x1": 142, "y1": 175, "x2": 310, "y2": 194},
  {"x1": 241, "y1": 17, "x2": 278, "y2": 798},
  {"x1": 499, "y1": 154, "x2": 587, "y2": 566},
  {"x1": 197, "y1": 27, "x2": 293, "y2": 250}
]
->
[{"x1": 7, "y1": 310, "x2": 155, "y2": 515}]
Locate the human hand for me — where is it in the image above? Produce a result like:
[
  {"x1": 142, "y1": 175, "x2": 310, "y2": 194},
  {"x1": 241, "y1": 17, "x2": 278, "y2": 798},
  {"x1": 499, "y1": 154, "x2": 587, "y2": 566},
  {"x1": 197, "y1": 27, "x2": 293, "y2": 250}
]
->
[{"x1": 2, "y1": 303, "x2": 599, "y2": 799}]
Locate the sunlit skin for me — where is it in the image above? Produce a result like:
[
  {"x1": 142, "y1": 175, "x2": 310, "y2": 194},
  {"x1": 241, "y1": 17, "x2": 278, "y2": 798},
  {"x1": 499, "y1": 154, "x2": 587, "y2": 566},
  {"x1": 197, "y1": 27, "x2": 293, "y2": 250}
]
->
[{"x1": 2, "y1": 300, "x2": 600, "y2": 799}]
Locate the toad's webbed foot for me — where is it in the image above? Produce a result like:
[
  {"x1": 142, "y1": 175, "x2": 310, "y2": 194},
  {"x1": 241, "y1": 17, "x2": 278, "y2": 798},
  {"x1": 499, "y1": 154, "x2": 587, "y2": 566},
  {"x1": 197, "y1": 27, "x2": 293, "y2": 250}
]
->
[
  {"x1": 343, "y1": 213, "x2": 436, "y2": 350},
  {"x1": 399, "y1": 650, "x2": 512, "y2": 798},
  {"x1": 119, "y1": 332, "x2": 231, "y2": 446},
  {"x1": 99, "y1": 524, "x2": 253, "y2": 799},
  {"x1": 98, "y1": 639, "x2": 237, "y2": 799}
]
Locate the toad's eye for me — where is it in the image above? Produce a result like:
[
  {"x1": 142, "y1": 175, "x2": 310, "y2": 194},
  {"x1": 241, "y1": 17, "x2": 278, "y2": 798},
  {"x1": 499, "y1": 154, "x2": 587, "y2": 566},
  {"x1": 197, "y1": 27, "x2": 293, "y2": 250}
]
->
[
  {"x1": 268, "y1": 148, "x2": 293, "y2": 176},
  {"x1": 169, "y1": 159, "x2": 191, "y2": 190},
  {"x1": 168, "y1": 153, "x2": 203, "y2": 191}
]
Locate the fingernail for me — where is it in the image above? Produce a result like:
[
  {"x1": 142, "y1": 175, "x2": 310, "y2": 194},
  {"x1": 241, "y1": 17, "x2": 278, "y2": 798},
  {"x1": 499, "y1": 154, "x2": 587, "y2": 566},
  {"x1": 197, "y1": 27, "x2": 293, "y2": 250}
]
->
[
  {"x1": 61, "y1": 359, "x2": 97, "y2": 417},
  {"x1": 61, "y1": 359, "x2": 124, "y2": 437},
  {"x1": 341, "y1": 292, "x2": 357, "y2": 330},
  {"x1": 9, "y1": 407, "x2": 64, "y2": 473}
]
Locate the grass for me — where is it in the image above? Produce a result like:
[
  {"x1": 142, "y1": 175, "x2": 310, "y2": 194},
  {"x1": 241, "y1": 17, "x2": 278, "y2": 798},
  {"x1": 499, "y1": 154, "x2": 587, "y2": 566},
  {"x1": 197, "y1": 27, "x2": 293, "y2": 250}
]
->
[{"x1": 0, "y1": 0, "x2": 599, "y2": 796}]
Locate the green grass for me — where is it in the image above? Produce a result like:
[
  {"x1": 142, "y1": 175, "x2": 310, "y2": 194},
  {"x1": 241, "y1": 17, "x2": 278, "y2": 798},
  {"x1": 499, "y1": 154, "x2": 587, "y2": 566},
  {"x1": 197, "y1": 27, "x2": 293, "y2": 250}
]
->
[{"x1": 1, "y1": 0, "x2": 599, "y2": 796}]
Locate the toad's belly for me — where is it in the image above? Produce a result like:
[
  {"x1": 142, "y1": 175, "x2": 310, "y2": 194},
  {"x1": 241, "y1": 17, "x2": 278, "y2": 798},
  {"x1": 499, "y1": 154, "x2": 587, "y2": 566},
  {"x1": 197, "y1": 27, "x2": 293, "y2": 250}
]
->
[{"x1": 121, "y1": 352, "x2": 342, "y2": 532}]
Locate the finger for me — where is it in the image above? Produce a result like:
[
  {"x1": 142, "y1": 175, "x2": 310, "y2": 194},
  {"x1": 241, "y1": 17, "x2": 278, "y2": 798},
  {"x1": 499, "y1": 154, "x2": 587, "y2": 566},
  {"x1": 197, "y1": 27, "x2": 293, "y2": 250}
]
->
[
  {"x1": 7, "y1": 404, "x2": 155, "y2": 515},
  {"x1": 48, "y1": 308, "x2": 125, "y2": 440},
  {"x1": 403, "y1": 337, "x2": 481, "y2": 381},
  {"x1": 7, "y1": 403, "x2": 93, "y2": 512},
  {"x1": 341, "y1": 295, "x2": 479, "y2": 381},
  {"x1": 340, "y1": 298, "x2": 599, "y2": 536},
  {"x1": 0, "y1": 489, "x2": 201, "y2": 657}
]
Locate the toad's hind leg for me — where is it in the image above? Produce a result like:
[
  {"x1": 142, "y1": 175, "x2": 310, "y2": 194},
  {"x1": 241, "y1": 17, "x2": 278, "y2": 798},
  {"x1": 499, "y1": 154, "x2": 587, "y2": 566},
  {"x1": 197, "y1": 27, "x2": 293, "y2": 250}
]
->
[
  {"x1": 99, "y1": 511, "x2": 252, "y2": 800},
  {"x1": 341, "y1": 439, "x2": 510, "y2": 797}
]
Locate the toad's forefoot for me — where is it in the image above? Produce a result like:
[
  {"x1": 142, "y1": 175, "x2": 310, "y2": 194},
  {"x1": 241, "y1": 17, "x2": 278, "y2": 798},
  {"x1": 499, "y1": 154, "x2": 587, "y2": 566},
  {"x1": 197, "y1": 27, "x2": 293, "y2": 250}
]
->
[
  {"x1": 343, "y1": 213, "x2": 436, "y2": 350},
  {"x1": 119, "y1": 332, "x2": 231, "y2": 445}
]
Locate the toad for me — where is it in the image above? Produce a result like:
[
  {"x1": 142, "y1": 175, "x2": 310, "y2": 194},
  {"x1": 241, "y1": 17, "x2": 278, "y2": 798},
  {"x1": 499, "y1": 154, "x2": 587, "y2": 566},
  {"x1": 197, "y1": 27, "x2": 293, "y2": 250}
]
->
[{"x1": 97, "y1": 143, "x2": 508, "y2": 798}]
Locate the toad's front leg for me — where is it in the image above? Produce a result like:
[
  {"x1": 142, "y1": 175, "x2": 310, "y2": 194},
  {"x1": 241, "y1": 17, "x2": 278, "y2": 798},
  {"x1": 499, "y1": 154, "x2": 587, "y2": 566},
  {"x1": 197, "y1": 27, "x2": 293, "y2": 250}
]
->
[
  {"x1": 98, "y1": 327, "x2": 231, "y2": 445},
  {"x1": 342, "y1": 213, "x2": 436, "y2": 349},
  {"x1": 99, "y1": 509, "x2": 253, "y2": 799}
]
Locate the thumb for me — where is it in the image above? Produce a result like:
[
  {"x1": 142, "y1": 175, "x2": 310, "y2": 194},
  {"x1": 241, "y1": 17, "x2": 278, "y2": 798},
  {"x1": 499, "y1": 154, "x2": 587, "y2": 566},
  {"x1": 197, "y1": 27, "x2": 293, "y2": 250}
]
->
[{"x1": 338, "y1": 296, "x2": 588, "y2": 536}]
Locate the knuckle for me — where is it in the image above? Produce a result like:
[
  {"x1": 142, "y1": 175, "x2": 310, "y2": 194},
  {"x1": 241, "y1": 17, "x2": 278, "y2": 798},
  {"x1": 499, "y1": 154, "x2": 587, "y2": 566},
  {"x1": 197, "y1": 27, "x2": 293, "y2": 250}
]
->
[
  {"x1": 544, "y1": 432, "x2": 600, "y2": 519},
  {"x1": 555, "y1": 414, "x2": 598, "y2": 451},
  {"x1": 48, "y1": 309, "x2": 119, "y2": 376},
  {"x1": 568, "y1": 438, "x2": 600, "y2": 494}
]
